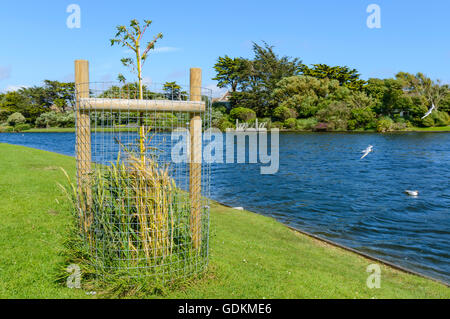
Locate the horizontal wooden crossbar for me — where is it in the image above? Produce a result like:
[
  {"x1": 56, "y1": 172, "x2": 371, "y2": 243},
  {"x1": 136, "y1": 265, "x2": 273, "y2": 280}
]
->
[{"x1": 79, "y1": 98, "x2": 206, "y2": 113}]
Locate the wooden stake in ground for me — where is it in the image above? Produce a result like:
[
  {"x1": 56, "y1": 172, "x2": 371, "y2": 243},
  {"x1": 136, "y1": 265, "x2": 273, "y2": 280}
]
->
[
  {"x1": 75, "y1": 60, "x2": 92, "y2": 229},
  {"x1": 189, "y1": 68, "x2": 202, "y2": 250}
]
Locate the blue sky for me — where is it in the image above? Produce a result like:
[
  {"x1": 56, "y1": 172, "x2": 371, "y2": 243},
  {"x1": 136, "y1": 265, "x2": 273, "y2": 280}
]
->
[{"x1": 0, "y1": 0, "x2": 449, "y2": 95}]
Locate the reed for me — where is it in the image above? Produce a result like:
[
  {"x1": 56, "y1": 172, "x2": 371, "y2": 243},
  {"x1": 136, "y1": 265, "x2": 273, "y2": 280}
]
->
[{"x1": 60, "y1": 136, "x2": 197, "y2": 278}]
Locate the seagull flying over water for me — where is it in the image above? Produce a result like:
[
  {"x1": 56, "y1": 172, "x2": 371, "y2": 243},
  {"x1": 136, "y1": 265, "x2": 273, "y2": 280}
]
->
[
  {"x1": 421, "y1": 103, "x2": 436, "y2": 120},
  {"x1": 360, "y1": 145, "x2": 373, "y2": 159}
]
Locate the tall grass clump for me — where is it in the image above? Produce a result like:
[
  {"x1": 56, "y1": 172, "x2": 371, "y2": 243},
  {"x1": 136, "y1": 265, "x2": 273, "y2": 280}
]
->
[{"x1": 59, "y1": 137, "x2": 208, "y2": 293}]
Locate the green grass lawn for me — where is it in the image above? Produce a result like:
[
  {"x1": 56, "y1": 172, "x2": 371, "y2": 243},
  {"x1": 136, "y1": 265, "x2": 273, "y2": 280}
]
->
[
  {"x1": 0, "y1": 143, "x2": 448, "y2": 299},
  {"x1": 408, "y1": 126, "x2": 450, "y2": 132}
]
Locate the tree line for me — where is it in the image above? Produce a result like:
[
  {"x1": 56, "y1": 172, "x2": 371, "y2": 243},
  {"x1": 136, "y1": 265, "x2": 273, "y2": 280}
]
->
[
  {"x1": 0, "y1": 80, "x2": 188, "y2": 132},
  {"x1": 212, "y1": 42, "x2": 450, "y2": 132}
]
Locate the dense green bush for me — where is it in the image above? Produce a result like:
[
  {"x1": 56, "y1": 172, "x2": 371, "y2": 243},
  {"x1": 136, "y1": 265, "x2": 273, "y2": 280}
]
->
[
  {"x1": 316, "y1": 102, "x2": 350, "y2": 131},
  {"x1": 58, "y1": 112, "x2": 76, "y2": 128},
  {"x1": 421, "y1": 116, "x2": 435, "y2": 127},
  {"x1": 348, "y1": 107, "x2": 376, "y2": 130},
  {"x1": 0, "y1": 110, "x2": 12, "y2": 122},
  {"x1": 217, "y1": 117, "x2": 234, "y2": 131},
  {"x1": 229, "y1": 107, "x2": 256, "y2": 121},
  {"x1": 0, "y1": 126, "x2": 14, "y2": 133},
  {"x1": 376, "y1": 117, "x2": 395, "y2": 132},
  {"x1": 296, "y1": 117, "x2": 318, "y2": 130},
  {"x1": 431, "y1": 111, "x2": 450, "y2": 126},
  {"x1": 35, "y1": 111, "x2": 75, "y2": 128},
  {"x1": 7, "y1": 112, "x2": 26, "y2": 126},
  {"x1": 145, "y1": 113, "x2": 179, "y2": 129},
  {"x1": 14, "y1": 124, "x2": 31, "y2": 132},
  {"x1": 258, "y1": 117, "x2": 272, "y2": 129},
  {"x1": 273, "y1": 106, "x2": 298, "y2": 121},
  {"x1": 271, "y1": 121, "x2": 284, "y2": 129},
  {"x1": 211, "y1": 109, "x2": 225, "y2": 128},
  {"x1": 36, "y1": 112, "x2": 58, "y2": 128},
  {"x1": 212, "y1": 102, "x2": 228, "y2": 114},
  {"x1": 284, "y1": 118, "x2": 297, "y2": 129}
]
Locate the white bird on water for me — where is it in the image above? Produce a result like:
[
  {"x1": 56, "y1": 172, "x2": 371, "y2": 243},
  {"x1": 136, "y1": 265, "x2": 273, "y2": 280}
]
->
[
  {"x1": 404, "y1": 190, "x2": 419, "y2": 197},
  {"x1": 421, "y1": 103, "x2": 436, "y2": 120},
  {"x1": 360, "y1": 145, "x2": 373, "y2": 159}
]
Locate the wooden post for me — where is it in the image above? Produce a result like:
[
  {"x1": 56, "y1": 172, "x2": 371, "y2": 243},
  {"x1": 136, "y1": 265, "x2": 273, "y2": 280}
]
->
[
  {"x1": 190, "y1": 68, "x2": 202, "y2": 250},
  {"x1": 75, "y1": 60, "x2": 92, "y2": 214}
]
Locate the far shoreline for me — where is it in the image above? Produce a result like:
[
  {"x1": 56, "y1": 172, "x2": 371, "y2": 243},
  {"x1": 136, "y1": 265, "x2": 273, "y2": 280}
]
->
[{"x1": 1, "y1": 125, "x2": 450, "y2": 134}]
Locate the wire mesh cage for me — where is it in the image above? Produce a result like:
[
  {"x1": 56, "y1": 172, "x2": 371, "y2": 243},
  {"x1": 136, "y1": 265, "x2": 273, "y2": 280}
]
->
[{"x1": 74, "y1": 62, "x2": 211, "y2": 281}]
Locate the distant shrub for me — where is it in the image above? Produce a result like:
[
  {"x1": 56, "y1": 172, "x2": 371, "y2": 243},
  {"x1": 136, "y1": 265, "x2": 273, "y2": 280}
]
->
[
  {"x1": 211, "y1": 109, "x2": 225, "y2": 128},
  {"x1": 313, "y1": 122, "x2": 330, "y2": 131},
  {"x1": 431, "y1": 111, "x2": 450, "y2": 126},
  {"x1": 35, "y1": 112, "x2": 59, "y2": 128},
  {"x1": 273, "y1": 106, "x2": 298, "y2": 121},
  {"x1": 14, "y1": 124, "x2": 31, "y2": 132},
  {"x1": 7, "y1": 112, "x2": 26, "y2": 126},
  {"x1": 212, "y1": 102, "x2": 228, "y2": 114},
  {"x1": 0, "y1": 110, "x2": 12, "y2": 122},
  {"x1": 271, "y1": 121, "x2": 284, "y2": 129},
  {"x1": 348, "y1": 107, "x2": 376, "y2": 130},
  {"x1": 0, "y1": 126, "x2": 14, "y2": 133},
  {"x1": 376, "y1": 117, "x2": 395, "y2": 132},
  {"x1": 217, "y1": 118, "x2": 234, "y2": 131},
  {"x1": 284, "y1": 118, "x2": 297, "y2": 129},
  {"x1": 421, "y1": 116, "x2": 435, "y2": 127},
  {"x1": 57, "y1": 112, "x2": 75, "y2": 128},
  {"x1": 259, "y1": 117, "x2": 272, "y2": 129},
  {"x1": 145, "y1": 113, "x2": 179, "y2": 129},
  {"x1": 296, "y1": 117, "x2": 318, "y2": 130},
  {"x1": 316, "y1": 102, "x2": 350, "y2": 131},
  {"x1": 229, "y1": 107, "x2": 256, "y2": 122}
]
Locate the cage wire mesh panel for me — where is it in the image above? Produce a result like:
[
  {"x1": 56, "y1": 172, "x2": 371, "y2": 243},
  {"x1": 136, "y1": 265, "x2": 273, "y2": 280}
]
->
[{"x1": 75, "y1": 81, "x2": 211, "y2": 280}]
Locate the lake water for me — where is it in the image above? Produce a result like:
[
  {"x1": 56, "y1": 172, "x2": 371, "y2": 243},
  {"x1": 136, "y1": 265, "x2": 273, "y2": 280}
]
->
[{"x1": 1, "y1": 132, "x2": 449, "y2": 284}]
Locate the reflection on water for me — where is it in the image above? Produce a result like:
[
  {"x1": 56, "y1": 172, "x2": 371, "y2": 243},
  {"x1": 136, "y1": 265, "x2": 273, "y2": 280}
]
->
[{"x1": 1, "y1": 132, "x2": 449, "y2": 283}]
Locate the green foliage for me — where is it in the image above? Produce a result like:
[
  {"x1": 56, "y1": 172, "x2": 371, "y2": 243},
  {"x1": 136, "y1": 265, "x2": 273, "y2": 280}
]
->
[
  {"x1": 217, "y1": 118, "x2": 234, "y2": 131},
  {"x1": 301, "y1": 64, "x2": 366, "y2": 91},
  {"x1": 284, "y1": 118, "x2": 297, "y2": 129},
  {"x1": 229, "y1": 107, "x2": 256, "y2": 122},
  {"x1": 229, "y1": 42, "x2": 303, "y2": 116},
  {"x1": 163, "y1": 81, "x2": 187, "y2": 100},
  {"x1": 271, "y1": 76, "x2": 340, "y2": 117},
  {"x1": 212, "y1": 102, "x2": 228, "y2": 114},
  {"x1": 348, "y1": 107, "x2": 376, "y2": 130},
  {"x1": 431, "y1": 111, "x2": 450, "y2": 126},
  {"x1": 296, "y1": 117, "x2": 318, "y2": 130},
  {"x1": 111, "y1": 19, "x2": 163, "y2": 99},
  {"x1": 0, "y1": 126, "x2": 14, "y2": 133},
  {"x1": 13, "y1": 123, "x2": 31, "y2": 132},
  {"x1": 7, "y1": 112, "x2": 26, "y2": 126},
  {"x1": 377, "y1": 116, "x2": 395, "y2": 133},
  {"x1": 0, "y1": 81, "x2": 74, "y2": 124},
  {"x1": 212, "y1": 56, "x2": 248, "y2": 92},
  {"x1": 421, "y1": 116, "x2": 434, "y2": 127},
  {"x1": 271, "y1": 121, "x2": 284, "y2": 129},
  {"x1": 211, "y1": 108, "x2": 225, "y2": 128},
  {"x1": 145, "y1": 112, "x2": 179, "y2": 129},
  {"x1": 316, "y1": 102, "x2": 351, "y2": 131},
  {"x1": 439, "y1": 94, "x2": 450, "y2": 113},
  {"x1": 273, "y1": 106, "x2": 297, "y2": 121},
  {"x1": 35, "y1": 111, "x2": 75, "y2": 128}
]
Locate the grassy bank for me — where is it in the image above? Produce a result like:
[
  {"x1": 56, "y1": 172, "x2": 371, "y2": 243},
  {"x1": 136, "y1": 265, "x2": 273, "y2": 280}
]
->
[
  {"x1": 0, "y1": 143, "x2": 448, "y2": 298},
  {"x1": 408, "y1": 126, "x2": 450, "y2": 132}
]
